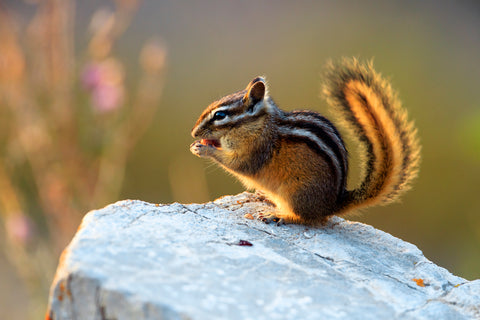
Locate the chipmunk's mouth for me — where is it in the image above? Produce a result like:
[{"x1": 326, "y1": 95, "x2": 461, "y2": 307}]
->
[{"x1": 200, "y1": 138, "x2": 221, "y2": 148}]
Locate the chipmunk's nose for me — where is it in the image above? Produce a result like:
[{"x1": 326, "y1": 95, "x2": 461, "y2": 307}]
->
[{"x1": 191, "y1": 126, "x2": 199, "y2": 138}]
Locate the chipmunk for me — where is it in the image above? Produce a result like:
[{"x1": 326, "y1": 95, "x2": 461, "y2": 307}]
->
[{"x1": 190, "y1": 58, "x2": 420, "y2": 225}]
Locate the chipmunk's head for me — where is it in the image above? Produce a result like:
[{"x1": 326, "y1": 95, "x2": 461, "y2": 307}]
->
[{"x1": 191, "y1": 76, "x2": 276, "y2": 150}]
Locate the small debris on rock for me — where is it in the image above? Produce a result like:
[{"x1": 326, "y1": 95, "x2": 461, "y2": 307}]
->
[
  {"x1": 244, "y1": 213, "x2": 254, "y2": 220},
  {"x1": 304, "y1": 229, "x2": 314, "y2": 239},
  {"x1": 412, "y1": 278, "x2": 426, "y2": 287},
  {"x1": 237, "y1": 240, "x2": 253, "y2": 246}
]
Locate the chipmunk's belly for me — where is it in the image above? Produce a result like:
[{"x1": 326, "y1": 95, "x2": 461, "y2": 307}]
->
[{"x1": 238, "y1": 143, "x2": 320, "y2": 212}]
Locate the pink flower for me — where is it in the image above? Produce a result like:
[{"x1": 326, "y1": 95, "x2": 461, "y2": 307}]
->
[
  {"x1": 81, "y1": 59, "x2": 125, "y2": 113},
  {"x1": 5, "y1": 214, "x2": 33, "y2": 246},
  {"x1": 81, "y1": 63, "x2": 103, "y2": 91},
  {"x1": 92, "y1": 83, "x2": 124, "y2": 112}
]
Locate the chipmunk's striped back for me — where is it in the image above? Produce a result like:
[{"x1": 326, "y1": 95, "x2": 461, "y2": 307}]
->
[{"x1": 276, "y1": 111, "x2": 348, "y2": 197}]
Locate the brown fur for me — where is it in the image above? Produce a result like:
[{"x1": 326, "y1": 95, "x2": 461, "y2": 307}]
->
[
  {"x1": 236, "y1": 138, "x2": 337, "y2": 224},
  {"x1": 191, "y1": 58, "x2": 421, "y2": 225}
]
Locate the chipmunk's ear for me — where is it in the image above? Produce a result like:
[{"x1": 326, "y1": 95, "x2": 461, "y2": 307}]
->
[{"x1": 244, "y1": 77, "x2": 266, "y2": 106}]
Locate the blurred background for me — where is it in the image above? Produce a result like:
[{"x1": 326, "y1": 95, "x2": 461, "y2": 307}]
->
[{"x1": 0, "y1": 0, "x2": 479, "y2": 319}]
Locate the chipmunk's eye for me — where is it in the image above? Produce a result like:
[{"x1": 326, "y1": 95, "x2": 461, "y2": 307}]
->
[{"x1": 213, "y1": 111, "x2": 227, "y2": 121}]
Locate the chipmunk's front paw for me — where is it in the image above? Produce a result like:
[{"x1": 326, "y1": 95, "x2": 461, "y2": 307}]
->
[{"x1": 190, "y1": 140, "x2": 213, "y2": 157}]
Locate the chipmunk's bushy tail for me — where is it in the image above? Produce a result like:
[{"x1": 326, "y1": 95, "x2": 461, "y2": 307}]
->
[{"x1": 323, "y1": 58, "x2": 421, "y2": 214}]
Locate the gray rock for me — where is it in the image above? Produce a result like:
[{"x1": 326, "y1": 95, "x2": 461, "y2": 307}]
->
[{"x1": 47, "y1": 192, "x2": 480, "y2": 320}]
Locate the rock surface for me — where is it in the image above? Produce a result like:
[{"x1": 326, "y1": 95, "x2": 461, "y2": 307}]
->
[{"x1": 47, "y1": 192, "x2": 480, "y2": 320}]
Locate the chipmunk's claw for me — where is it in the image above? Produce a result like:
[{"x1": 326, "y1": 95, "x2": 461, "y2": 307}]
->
[{"x1": 258, "y1": 212, "x2": 285, "y2": 226}]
